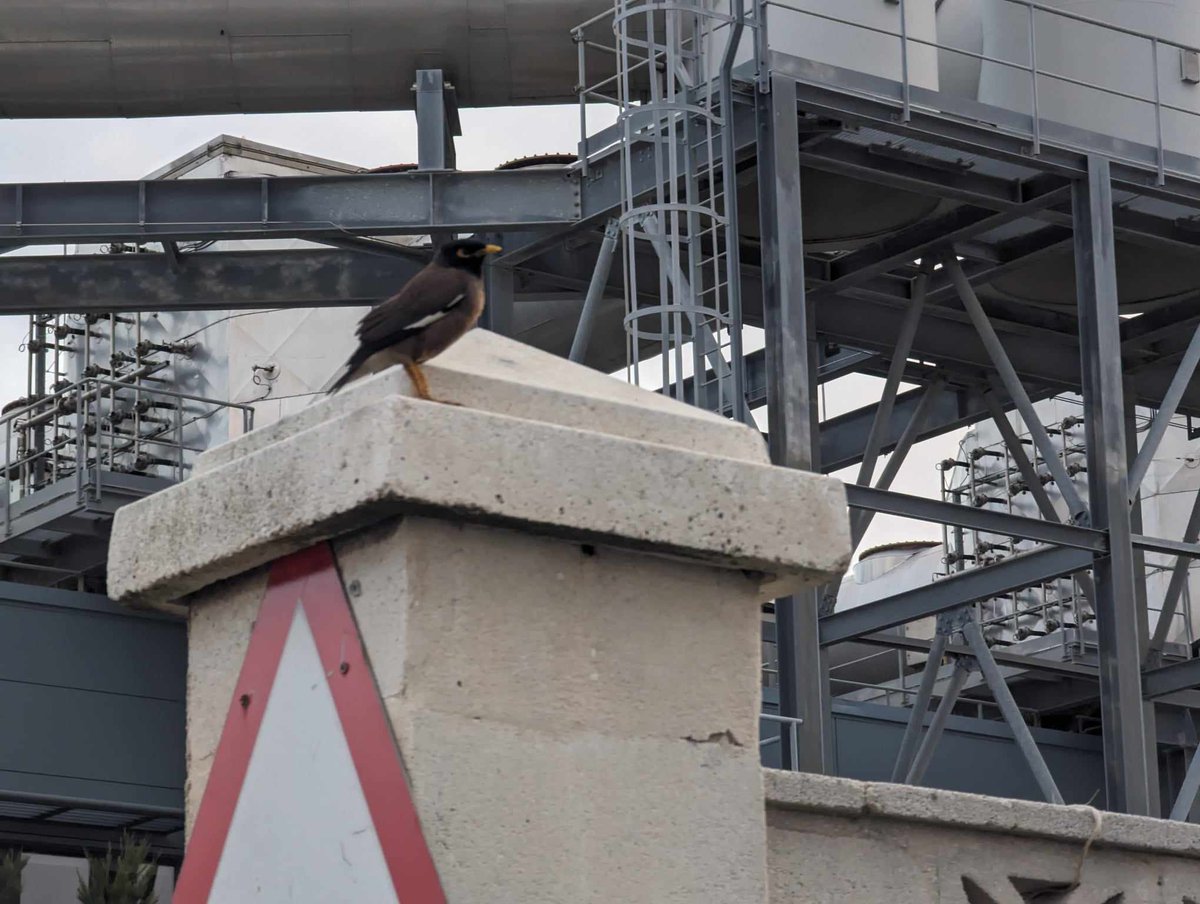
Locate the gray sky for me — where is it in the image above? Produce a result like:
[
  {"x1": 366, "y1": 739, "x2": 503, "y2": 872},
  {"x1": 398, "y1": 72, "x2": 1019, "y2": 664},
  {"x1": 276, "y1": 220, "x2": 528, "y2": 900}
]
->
[{"x1": 0, "y1": 105, "x2": 952, "y2": 558}]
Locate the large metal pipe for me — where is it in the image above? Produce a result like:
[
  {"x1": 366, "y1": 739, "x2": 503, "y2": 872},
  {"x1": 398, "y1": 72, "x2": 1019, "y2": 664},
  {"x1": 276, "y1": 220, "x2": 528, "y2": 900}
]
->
[{"x1": 0, "y1": 1, "x2": 611, "y2": 118}]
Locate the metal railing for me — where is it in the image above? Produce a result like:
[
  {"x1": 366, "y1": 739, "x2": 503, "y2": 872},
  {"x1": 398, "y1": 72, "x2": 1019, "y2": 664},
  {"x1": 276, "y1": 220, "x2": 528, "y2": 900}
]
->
[
  {"x1": 763, "y1": 0, "x2": 1200, "y2": 186},
  {"x1": 759, "y1": 713, "x2": 804, "y2": 770},
  {"x1": 573, "y1": 1, "x2": 759, "y2": 423},
  {"x1": 1, "y1": 374, "x2": 254, "y2": 539}
]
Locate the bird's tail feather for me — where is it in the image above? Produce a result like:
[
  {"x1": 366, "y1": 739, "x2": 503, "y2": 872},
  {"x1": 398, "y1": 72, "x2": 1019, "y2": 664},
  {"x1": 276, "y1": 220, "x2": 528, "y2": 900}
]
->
[{"x1": 322, "y1": 348, "x2": 369, "y2": 395}]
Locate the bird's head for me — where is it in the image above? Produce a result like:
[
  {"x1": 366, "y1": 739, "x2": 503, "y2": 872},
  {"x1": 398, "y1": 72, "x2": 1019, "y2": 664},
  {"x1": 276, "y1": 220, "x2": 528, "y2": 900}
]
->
[{"x1": 437, "y1": 239, "x2": 503, "y2": 275}]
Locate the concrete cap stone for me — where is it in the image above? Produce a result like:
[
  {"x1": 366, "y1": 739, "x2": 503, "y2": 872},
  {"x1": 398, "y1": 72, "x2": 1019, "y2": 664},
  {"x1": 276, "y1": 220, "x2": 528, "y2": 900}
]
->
[
  {"x1": 764, "y1": 769, "x2": 1200, "y2": 857},
  {"x1": 198, "y1": 329, "x2": 769, "y2": 474},
  {"x1": 109, "y1": 334, "x2": 850, "y2": 608}
]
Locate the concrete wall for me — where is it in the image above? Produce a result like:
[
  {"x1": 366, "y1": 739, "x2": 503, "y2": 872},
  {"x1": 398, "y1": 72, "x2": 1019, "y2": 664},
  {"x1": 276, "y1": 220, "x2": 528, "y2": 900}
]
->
[{"x1": 765, "y1": 770, "x2": 1200, "y2": 902}]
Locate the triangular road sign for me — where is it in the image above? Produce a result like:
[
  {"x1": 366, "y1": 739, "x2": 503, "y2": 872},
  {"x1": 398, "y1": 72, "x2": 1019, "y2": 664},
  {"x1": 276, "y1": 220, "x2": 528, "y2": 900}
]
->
[{"x1": 174, "y1": 544, "x2": 446, "y2": 903}]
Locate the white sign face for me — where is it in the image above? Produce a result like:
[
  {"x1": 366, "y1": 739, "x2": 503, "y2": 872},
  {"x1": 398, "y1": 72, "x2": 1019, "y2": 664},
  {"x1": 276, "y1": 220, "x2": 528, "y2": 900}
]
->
[
  {"x1": 173, "y1": 545, "x2": 445, "y2": 904},
  {"x1": 207, "y1": 607, "x2": 400, "y2": 903}
]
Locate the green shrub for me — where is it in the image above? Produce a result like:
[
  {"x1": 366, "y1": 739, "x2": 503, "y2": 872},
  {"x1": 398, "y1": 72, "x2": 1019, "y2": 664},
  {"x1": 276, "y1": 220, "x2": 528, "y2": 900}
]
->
[{"x1": 76, "y1": 834, "x2": 157, "y2": 904}]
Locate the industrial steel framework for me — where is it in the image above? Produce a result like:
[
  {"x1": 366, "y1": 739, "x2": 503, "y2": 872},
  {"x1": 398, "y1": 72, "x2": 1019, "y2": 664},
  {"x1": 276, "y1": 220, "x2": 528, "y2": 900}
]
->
[{"x1": 7, "y1": 0, "x2": 1200, "y2": 821}]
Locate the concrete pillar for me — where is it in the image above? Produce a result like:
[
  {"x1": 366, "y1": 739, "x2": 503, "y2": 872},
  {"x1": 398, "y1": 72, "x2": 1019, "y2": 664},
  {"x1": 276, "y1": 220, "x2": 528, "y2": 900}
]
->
[{"x1": 108, "y1": 330, "x2": 850, "y2": 903}]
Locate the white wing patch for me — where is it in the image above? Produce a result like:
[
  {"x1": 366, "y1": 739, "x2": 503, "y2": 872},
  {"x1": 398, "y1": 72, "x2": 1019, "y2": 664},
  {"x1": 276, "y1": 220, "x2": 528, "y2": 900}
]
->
[{"x1": 404, "y1": 293, "x2": 465, "y2": 331}]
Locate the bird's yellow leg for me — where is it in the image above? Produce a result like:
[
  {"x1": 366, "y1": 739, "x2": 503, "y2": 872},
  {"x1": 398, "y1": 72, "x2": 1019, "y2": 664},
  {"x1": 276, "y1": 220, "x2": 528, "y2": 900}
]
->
[
  {"x1": 403, "y1": 360, "x2": 460, "y2": 406},
  {"x1": 403, "y1": 361, "x2": 433, "y2": 401}
]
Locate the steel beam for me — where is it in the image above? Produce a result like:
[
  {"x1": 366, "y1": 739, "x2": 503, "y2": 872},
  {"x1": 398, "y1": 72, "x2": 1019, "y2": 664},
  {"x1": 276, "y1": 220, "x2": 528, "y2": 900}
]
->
[
  {"x1": 1148, "y1": 490, "x2": 1200, "y2": 660},
  {"x1": 0, "y1": 249, "x2": 426, "y2": 314},
  {"x1": 481, "y1": 255, "x2": 515, "y2": 337},
  {"x1": 849, "y1": 380, "x2": 946, "y2": 547},
  {"x1": 946, "y1": 256, "x2": 1089, "y2": 522},
  {"x1": 1144, "y1": 658, "x2": 1200, "y2": 700},
  {"x1": 844, "y1": 485, "x2": 1108, "y2": 552},
  {"x1": 819, "y1": 545, "x2": 1094, "y2": 647},
  {"x1": 1075, "y1": 156, "x2": 1152, "y2": 816},
  {"x1": 820, "y1": 178, "x2": 1072, "y2": 295},
  {"x1": 961, "y1": 618, "x2": 1065, "y2": 805},
  {"x1": 891, "y1": 631, "x2": 949, "y2": 783},
  {"x1": 0, "y1": 169, "x2": 579, "y2": 245},
  {"x1": 768, "y1": 51, "x2": 1200, "y2": 212},
  {"x1": 1129, "y1": 324, "x2": 1200, "y2": 493},
  {"x1": 982, "y1": 388, "x2": 1063, "y2": 524},
  {"x1": 906, "y1": 659, "x2": 971, "y2": 785},
  {"x1": 856, "y1": 268, "x2": 928, "y2": 489},
  {"x1": 758, "y1": 74, "x2": 829, "y2": 773},
  {"x1": 1169, "y1": 744, "x2": 1200, "y2": 821},
  {"x1": 853, "y1": 631, "x2": 1098, "y2": 678},
  {"x1": 820, "y1": 382, "x2": 994, "y2": 474},
  {"x1": 569, "y1": 219, "x2": 620, "y2": 363}
]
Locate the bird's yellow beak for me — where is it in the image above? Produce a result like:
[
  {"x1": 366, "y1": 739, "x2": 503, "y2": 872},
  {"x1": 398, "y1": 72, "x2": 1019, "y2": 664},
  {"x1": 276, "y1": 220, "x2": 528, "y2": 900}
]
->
[{"x1": 483, "y1": 244, "x2": 503, "y2": 255}]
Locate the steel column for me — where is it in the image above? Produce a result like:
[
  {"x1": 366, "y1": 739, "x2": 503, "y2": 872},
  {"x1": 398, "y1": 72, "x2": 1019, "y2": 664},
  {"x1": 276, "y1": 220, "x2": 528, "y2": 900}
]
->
[
  {"x1": 1170, "y1": 744, "x2": 1200, "y2": 821},
  {"x1": 415, "y1": 69, "x2": 458, "y2": 171},
  {"x1": 482, "y1": 256, "x2": 515, "y2": 337},
  {"x1": 849, "y1": 379, "x2": 946, "y2": 547},
  {"x1": 890, "y1": 631, "x2": 949, "y2": 783},
  {"x1": 906, "y1": 659, "x2": 970, "y2": 785},
  {"x1": 982, "y1": 388, "x2": 1061, "y2": 524},
  {"x1": 856, "y1": 268, "x2": 929, "y2": 489},
  {"x1": 961, "y1": 619, "x2": 1065, "y2": 805},
  {"x1": 569, "y1": 219, "x2": 620, "y2": 363},
  {"x1": 945, "y1": 256, "x2": 1089, "y2": 522},
  {"x1": 1127, "y1": 380, "x2": 1162, "y2": 815},
  {"x1": 1074, "y1": 155, "x2": 1152, "y2": 816},
  {"x1": 1129, "y1": 325, "x2": 1200, "y2": 493},
  {"x1": 1147, "y1": 488, "x2": 1200, "y2": 659},
  {"x1": 757, "y1": 73, "x2": 829, "y2": 773}
]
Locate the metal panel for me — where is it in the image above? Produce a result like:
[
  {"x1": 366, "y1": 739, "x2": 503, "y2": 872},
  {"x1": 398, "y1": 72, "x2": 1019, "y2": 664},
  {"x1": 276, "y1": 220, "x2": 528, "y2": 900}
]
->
[
  {"x1": 832, "y1": 703, "x2": 1106, "y2": 807},
  {"x1": 0, "y1": 582, "x2": 184, "y2": 812}
]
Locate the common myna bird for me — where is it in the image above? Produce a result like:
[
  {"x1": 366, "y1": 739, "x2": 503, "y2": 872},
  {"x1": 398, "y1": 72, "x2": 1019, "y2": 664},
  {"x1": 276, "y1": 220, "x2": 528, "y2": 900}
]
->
[{"x1": 328, "y1": 239, "x2": 502, "y2": 399}]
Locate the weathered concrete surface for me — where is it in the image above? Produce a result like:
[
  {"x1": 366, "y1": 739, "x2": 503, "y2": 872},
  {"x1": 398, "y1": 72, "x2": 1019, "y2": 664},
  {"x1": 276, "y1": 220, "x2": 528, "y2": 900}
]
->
[
  {"x1": 108, "y1": 348, "x2": 848, "y2": 610},
  {"x1": 184, "y1": 518, "x2": 773, "y2": 902},
  {"x1": 765, "y1": 770, "x2": 1200, "y2": 902},
  {"x1": 199, "y1": 328, "x2": 769, "y2": 472}
]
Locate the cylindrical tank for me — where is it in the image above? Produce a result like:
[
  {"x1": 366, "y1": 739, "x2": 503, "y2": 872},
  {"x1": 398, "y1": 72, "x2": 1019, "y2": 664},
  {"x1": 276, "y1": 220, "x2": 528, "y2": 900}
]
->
[
  {"x1": 827, "y1": 541, "x2": 944, "y2": 689},
  {"x1": 975, "y1": 0, "x2": 1200, "y2": 156},
  {"x1": 0, "y1": 0, "x2": 612, "y2": 117}
]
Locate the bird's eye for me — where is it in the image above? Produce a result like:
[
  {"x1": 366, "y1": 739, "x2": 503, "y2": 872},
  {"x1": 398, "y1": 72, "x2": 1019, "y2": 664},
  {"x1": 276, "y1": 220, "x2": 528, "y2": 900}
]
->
[{"x1": 456, "y1": 248, "x2": 470, "y2": 258}]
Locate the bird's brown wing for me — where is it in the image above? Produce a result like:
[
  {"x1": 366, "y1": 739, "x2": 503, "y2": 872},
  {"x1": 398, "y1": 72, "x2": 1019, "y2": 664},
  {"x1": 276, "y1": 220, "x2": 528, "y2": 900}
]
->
[{"x1": 356, "y1": 265, "x2": 473, "y2": 351}]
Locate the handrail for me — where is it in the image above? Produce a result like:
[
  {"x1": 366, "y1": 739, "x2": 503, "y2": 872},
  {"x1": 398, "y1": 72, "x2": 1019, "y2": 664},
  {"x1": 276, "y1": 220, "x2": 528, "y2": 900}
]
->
[
  {"x1": 761, "y1": 0, "x2": 1195, "y2": 186},
  {"x1": 2, "y1": 375, "x2": 255, "y2": 539}
]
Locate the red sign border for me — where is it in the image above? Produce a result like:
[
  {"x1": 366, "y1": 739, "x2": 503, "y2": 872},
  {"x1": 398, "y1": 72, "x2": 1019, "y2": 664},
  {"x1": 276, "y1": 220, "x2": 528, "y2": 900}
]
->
[{"x1": 174, "y1": 543, "x2": 446, "y2": 903}]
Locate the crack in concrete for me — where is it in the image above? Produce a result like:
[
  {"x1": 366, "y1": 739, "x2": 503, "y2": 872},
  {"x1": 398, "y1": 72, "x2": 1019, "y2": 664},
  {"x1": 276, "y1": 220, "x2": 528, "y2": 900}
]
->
[{"x1": 682, "y1": 729, "x2": 744, "y2": 747}]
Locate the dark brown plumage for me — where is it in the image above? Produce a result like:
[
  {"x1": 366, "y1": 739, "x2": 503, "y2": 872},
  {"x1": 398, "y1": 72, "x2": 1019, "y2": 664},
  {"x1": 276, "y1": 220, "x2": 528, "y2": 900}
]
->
[{"x1": 328, "y1": 239, "x2": 502, "y2": 399}]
